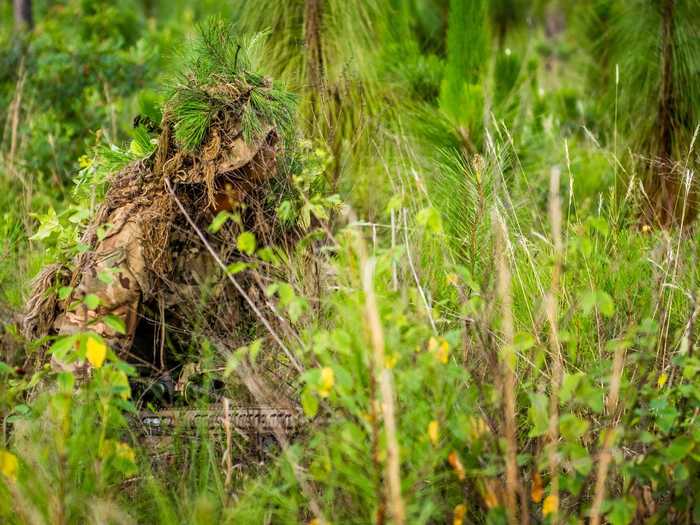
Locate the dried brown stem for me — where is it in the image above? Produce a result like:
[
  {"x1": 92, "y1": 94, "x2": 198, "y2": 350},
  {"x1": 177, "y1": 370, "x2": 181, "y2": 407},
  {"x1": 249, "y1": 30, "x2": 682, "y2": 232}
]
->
[
  {"x1": 222, "y1": 397, "x2": 233, "y2": 489},
  {"x1": 546, "y1": 167, "x2": 564, "y2": 523},
  {"x1": 589, "y1": 346, "x2": 625, "y2": 525},
  {"x1": 357, "y1": 232, "x2": 405, "y2": 525},
  {"x1": 494, "y1": 209, "x2": 527, "y2": 525}
]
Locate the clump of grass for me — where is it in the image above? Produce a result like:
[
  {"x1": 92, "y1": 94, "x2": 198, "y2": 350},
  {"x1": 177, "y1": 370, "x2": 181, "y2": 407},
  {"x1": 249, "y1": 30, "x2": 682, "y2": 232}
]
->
[
  {"x1": 168, "y1": 19, "x2": 297, "y2": 151},
  {"x1": 173, "y1": 97, "x2": 214, "y2": 152}
]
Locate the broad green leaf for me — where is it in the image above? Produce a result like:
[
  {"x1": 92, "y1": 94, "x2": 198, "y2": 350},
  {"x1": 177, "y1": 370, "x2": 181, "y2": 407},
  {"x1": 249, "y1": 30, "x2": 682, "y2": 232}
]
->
[
  {"x1": 559, "y1": 413, "x2": 590, "y2": 441},
  {"x1": 56, "y1": 371, "x2": 75, "y2": 392},
  {"x1": 528, "y1": 392, "x2": 549, "y2": 437},
  {"x1": 605, "y1": 497, "x2": 636, "y2": 525},
  {"x1": 84, "y1": 294, "x2": 101, "y2": 310},
  {"x1": 29, "y1": 207, "x2": 60, "y2": 241},
  {"x1": 662, "y1": 436, "x2": 694, "y2": 462},
  {"x1": 580, "y1": 290, "x2": 615, "y2": 318},
  {"x1": 277, "y1": 283, "x2": 295, "y2": 305},
  {"x1": 226, "y1": 261, "x2": 248, "y2": 274},
  {"x1": 416, "y1": 206, "x2": 443, "y2": 234},
  {"x1": 208, "y1": 211, "x2": 232, "y2": 233},
  {"x1": 578, "y1": 379, "x2": 605, "y2": 413},
  {"x1": 103, "y1": 314, "x2": 126, "y2": 335},
  {"x1": 513, "y1": 332, "x2": 535, "y2": 351},
  {"x1": 68, "y1": 207, "x2": 90, "y2": 224},
  {"x1": 237, "y1": 231, "x2": 256, "y2": 255},
  {"x1": 560, "y1": 372, "x2": 584, "y2": 404},
  {"x1": 567, "y1": 443, "x2": 593, "y2": 475},
  {"x1": 50, "y1": 335, "x2": 78, "y2": 360},
  {"x1": 301, "y1": 387, "x2": 319, "y2": 418},
  {"x1": 58, "y1": 286, "x2": 73, "y2": 300},
  {"x1": 248, "y1": 339, "x2": 262, "y2": 363}
]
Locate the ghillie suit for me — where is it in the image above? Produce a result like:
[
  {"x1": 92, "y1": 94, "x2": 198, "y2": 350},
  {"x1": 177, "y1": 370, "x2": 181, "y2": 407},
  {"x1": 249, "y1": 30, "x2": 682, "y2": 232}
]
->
[{"x1": 22, "y1": 27, "x2": 302, "y2": 393}]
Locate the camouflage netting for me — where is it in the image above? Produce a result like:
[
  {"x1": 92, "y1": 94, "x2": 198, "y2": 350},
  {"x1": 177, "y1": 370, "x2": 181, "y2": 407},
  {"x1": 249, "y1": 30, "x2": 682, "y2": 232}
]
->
[{"x1": 22, "y1": 79, "x2": 299, "y2": 375}]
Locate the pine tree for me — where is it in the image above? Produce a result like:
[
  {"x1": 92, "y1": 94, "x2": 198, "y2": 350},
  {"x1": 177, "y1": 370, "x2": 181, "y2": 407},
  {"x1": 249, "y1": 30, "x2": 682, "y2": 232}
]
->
[
  {"x1": 232, "y1": 1, "x2": 406, "y2": 214},
  {"x1": 13, "y1": 0, "x2": 32, "y2": 30},
  {"x1": 490, "y1": 0, "x2": 527, "y2": 47},
  {"x1": 586, "y1": 0, "x2": 700, "y2": 227},
  {"x1": 439, "y1": 0, "x2": 489, "y2": 154}
]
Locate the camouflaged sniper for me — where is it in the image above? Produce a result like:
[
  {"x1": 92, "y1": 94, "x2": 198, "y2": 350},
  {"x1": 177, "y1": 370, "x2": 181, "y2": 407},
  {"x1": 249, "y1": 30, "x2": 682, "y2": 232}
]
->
[{"x1": 23, "y1": 81, "x2": 292, "y2": 371}]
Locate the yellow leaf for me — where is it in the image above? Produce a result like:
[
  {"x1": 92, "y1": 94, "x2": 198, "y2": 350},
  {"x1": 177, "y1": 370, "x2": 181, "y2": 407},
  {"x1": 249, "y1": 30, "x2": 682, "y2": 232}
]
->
[
  {"x1": 436, "y1": 339, "x2": 450, "y2": 364},
  {"x1": 530, "y1": 472, "x2": 544, "y2": 503},
  {"x1": 467, "y1": 416, "x2": 490, "y2": 442},
  {"x1": 542, "y1": 494, "x2": 558, "y2": 517},
  {"x1": 452, "y1": 503, "x2": 467, "y2": 525},
  {"x1": 78, "y1": 155, "x2": 92, "y2": 169},
  {"x1": 448, "y1": 451, "x2": 465, "y2": 481},
  {"x1": 428, "y1": 420, "x2": 439, "y2": 446},
  {"x1": 0, "y1": 450, "x2": 18, "y2": 480},
  {"x1": 657, "y1": 372, "x2": 668, "y2": 388},
  {"x1": 318, "y1": 367, "x2": 334, "y2": 398},
  {"x1": 115, "y1": 442, "x2": 136, "y2": 463},
  {"x1": 86, "y1": 336, "x2": 107, "y2": 368},
  {"x1": 385, "y1": 353, "x2": 398, "y2": 369},
  {"x1": 446, "y1": 273, "x2": 458, "y2": 286},
  {"x1": 428, "y1": 337, "x2": 450, "y2": 364},
  {"x1": 482, "y1": 483, "x2": 499, "y2": 509},
  {"x1": 428, "y1": 337, "x2": 438, "y2": 352}
]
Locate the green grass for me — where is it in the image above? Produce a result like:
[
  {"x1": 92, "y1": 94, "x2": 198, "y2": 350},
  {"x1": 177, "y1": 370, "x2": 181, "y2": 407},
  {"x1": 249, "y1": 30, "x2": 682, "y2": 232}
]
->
[{"x1": 1, "y1": 2, "x2": 700, "y2": 524}]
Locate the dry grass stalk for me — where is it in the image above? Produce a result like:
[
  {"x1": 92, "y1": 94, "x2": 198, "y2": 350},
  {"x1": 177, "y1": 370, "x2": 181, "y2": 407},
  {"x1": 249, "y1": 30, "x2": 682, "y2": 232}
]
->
[
  {"x1": 222, "y1": 397, "x2": 233, "y2": 489},
  {"x1": 493, "y1": 209, "x2": 527, "y2": 525},
  {"x1": 402, "y1": 208, "x2": 437, "y2": 333},
  {"x1": 589, "y1": 345, "x2": 625, "y2": 525},
  {"x1": 390, "y1": 208, "x2": 398, "y2": 292},
  {"x1": 359, "y1": 235, "x2": 405, "y2": 525},
  {"x1": 545, "y1": 167, "x2": 564, "y2": 524}
]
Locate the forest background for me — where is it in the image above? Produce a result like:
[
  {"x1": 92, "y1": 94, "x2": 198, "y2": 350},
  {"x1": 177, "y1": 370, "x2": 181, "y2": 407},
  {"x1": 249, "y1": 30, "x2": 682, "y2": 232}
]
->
[{"x1": 1, "y1": 1, "x2": 700, "y2": 524}]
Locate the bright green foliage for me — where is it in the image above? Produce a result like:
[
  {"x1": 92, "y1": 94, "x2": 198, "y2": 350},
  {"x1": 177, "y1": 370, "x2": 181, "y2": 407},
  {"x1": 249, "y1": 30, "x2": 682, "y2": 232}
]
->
[
  {"x1": 0, "y1": 0, "x2": 160, "y2": 180},
  {"x1": 2, "y1": 2, "x2": 700, "y2": 524},
  {"x1": 173, "y1": 98, "x2": 215, "y2": 151},
  {"x1": 0, "y1": 334, "x2": 137, "y2": 523},
  {"x1": 439, "y1": 0, "x2": 488, "y2": 150},
  {"x1": 169, "y1": 21, "x2": 297, "y2": 150}
]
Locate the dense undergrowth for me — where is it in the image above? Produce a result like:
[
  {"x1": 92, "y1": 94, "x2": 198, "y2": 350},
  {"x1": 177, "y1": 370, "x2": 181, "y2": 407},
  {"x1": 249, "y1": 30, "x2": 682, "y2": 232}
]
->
[{"x1": 1, "y1": 1, "x2": 699, "y2": 524}]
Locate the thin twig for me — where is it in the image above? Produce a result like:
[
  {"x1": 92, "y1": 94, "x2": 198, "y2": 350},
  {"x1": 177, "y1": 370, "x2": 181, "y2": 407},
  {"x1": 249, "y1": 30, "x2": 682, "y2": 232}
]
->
[
  {"x1": 589, "y1": 346, "x2": 625, "y2": 525},
  {"x1": 402, "y1": 208, "x2": 437, "y2": 333}
]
